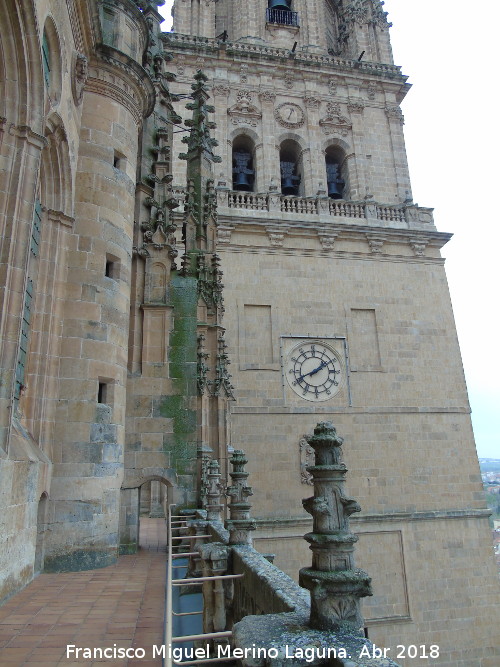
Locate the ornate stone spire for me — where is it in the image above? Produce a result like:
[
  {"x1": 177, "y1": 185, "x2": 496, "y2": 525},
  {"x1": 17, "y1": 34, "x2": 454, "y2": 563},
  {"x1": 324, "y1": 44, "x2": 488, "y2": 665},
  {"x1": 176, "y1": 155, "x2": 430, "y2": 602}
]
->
[
  {"x1": 203, "y1": 458, "x2": 225, "y2": 522},
  {"x1": 299, "y1": 422, "x2": 372, "y2": 633},
  {"x1": 226, "y1": 450, "x2": 256, "y2": 545}
]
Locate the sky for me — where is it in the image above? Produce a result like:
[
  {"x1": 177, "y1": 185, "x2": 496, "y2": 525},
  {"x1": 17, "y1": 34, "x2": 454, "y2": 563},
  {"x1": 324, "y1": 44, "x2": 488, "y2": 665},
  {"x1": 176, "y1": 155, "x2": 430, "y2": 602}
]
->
[{"x1": 158, "y1": 1, "x2": 499, "y2": 459}]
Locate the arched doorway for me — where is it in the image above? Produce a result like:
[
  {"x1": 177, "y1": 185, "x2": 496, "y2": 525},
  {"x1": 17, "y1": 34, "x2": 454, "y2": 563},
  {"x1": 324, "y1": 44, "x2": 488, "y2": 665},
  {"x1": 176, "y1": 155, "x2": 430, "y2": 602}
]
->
[
  {"x1": 138, "y1": 480, "x2": 174, "y2": 551},
  {"x1": 119, "y1": 469, "x2": 176, "y2": 554}
]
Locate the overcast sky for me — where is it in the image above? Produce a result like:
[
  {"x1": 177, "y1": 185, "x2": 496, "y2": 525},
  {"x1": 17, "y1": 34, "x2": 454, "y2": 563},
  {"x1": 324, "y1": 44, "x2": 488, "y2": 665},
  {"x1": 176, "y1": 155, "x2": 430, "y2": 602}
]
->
[{"x1": 159, "y1": 1, "x2": 499, "y2": 459}]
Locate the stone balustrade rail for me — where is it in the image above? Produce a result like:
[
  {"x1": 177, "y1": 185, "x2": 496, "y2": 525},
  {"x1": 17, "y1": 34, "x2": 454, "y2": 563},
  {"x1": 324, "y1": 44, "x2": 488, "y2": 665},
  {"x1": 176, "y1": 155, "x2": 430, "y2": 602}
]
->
[{"x1": 172, "y1": 187, "x2": 433, "y2": 228}]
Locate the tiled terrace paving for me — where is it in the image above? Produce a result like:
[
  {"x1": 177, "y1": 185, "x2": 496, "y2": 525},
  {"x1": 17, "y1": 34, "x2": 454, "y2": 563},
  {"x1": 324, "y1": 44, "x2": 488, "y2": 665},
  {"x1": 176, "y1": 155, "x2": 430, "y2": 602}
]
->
[{"x1": 0, "y1": 518, "x2": 167, "y2": 666}]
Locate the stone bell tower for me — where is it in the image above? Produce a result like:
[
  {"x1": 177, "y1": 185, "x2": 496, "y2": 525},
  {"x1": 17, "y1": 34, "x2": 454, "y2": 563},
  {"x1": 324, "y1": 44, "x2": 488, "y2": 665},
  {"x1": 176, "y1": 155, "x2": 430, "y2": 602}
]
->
[{"x1": 164, "y1": 0, "x2": 500, "y2": 664}]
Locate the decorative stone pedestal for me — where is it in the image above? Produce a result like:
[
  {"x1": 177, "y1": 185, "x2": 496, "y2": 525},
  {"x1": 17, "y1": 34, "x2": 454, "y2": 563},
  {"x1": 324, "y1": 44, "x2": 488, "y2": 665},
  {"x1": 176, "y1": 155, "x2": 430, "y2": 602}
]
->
[
  {"x1": 299, "y1": 422, "x2": 372, "y2": 634},
  {"x1": 226, "y1": 450, "x2": 256, "y2": 545}
]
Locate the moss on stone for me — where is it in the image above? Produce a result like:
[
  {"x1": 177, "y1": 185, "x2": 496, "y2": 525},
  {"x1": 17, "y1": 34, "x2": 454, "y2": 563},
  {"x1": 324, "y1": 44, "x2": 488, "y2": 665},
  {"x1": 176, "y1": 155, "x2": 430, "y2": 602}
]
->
[{"x1": 162, "y1": 274, "x2": 199, "y2": 482}]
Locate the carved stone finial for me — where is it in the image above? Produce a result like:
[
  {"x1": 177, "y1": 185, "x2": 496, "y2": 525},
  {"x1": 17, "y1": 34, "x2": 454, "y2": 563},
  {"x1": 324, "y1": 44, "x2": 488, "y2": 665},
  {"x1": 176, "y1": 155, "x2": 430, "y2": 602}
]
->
[
  {"x1": 299, "y1": 422, "x2": 372, "y2": 634},
  {"x1": 206, "y1": 459, "x2": 225, "y2": 522},
  {"x1": 226, "y1": 449, "x2": 255, "y2": 545}
]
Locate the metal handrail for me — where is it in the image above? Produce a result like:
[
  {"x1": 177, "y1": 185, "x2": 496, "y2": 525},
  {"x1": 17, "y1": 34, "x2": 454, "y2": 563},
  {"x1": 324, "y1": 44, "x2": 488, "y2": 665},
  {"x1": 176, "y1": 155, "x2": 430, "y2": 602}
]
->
[{"x1": 164, "y1": 505, "x2": 237, "y2": 667}]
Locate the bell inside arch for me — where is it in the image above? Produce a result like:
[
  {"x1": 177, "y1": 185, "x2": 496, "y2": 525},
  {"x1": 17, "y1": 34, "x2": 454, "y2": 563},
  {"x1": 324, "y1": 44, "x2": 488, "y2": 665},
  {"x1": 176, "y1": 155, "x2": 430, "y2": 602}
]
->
[
  {"x1": 233, "y1": 150, "x2": 254, "y2": 191},
  {"x1": 269, "y1": 0, "x2": 291, "y2": 11},
  {"x1": 326, "y1": 162, "x2": 344, "y2": 199},
  {"x1": 280, "y1": 160, "x2": 300, "y2": 195}
]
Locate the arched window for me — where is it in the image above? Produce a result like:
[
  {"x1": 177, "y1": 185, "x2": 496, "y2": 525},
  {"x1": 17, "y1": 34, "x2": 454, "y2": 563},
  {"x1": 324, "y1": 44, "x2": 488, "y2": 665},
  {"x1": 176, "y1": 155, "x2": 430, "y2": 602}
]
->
[
  {"x1": 41, "y1": 18, "x2": 62, "y2": 104},
  {"x1": 42, "y1": 29, "x2": 51, "y2": 87},
  {"x1": 279, "y1": 139, "x2": 303, "y2": 196},
  {"x1": 232, "y1": 136, "x2": 255, "y2": 192},
  {"x1": 325, "y1": 145, "x2": 346, "y2": 199}
]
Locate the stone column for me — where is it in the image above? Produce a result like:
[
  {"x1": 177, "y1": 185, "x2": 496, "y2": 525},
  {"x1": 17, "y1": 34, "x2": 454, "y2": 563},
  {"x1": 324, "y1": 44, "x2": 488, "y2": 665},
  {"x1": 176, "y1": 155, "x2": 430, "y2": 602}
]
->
[
  {"x1": 347, "y1": 101, "x2": 367, "y2": 199},
  {"x1": 302, "y1": 0, "x2": 328, "y2": 52},
  {"x1": 299, "y1": 421, "x2": 372, "y2": 634},
  {"x1": 385, "y1": 105, "x2": 412, "y2": 203},
  {"x1": 232, "y1": 0, "x2": 261, "y2": 42},
  {"x1": 212, "y1": 84, "x2": 230, "y2": 189},
  {"x1": 303, "y1": 96, "x2": 323, "y2": 193},
  {"x1": 226, "y1": 450, "x2": 255, "y2": 545},
  {"x1": 149, "y1": 480, "x2": 164, "y2": 517},
  {"x1": 258, "y1": 91, "x2": 280, "y2": 192},
  {"x1": 198, "y1": 0, "x2": 216, "y2": 38},
  {"x1": 119, "y1": 488, "x2": 140, "y2": 554}
]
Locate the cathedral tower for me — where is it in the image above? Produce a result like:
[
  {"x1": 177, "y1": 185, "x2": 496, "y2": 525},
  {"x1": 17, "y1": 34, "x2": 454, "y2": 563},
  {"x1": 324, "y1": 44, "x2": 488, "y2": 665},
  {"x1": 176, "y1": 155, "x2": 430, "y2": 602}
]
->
[{"x1": 163, "y1": 0, "x2": 500, "y2": 662}]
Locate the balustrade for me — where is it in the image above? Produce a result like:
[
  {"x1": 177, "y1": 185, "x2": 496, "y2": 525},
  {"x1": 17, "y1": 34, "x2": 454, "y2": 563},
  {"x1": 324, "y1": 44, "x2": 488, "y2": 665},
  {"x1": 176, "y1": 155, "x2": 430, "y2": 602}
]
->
[
  {"x1": 228, "y1": 192, "x2": 268, "y2": 210},
  {"x1": 377, "y1": 204, "x2": 406, "y2": 222}
]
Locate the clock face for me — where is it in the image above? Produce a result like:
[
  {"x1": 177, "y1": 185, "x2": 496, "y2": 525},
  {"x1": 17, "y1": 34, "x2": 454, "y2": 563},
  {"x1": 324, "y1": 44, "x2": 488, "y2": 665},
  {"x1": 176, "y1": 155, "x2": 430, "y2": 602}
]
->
[
  {"x1": 285, "y1": 341, "x2": 343, "y2": 402},
  {"x1": 275, "y1": 102, "x2": 305, "y2": 129}
]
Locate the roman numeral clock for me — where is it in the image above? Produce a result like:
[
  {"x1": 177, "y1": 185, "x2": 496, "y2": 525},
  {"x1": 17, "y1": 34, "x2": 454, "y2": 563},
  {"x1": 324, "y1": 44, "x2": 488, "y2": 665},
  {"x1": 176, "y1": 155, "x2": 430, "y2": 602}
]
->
[{"x1": 282, "y1": 338, "x2": 347, "y2": 403}]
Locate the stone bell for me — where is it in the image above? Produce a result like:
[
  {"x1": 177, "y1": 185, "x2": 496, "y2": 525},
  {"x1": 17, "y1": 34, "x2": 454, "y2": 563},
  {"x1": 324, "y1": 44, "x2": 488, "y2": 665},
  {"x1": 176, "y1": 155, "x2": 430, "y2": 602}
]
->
[
  {"x1": 326, "y1": 162, "x2": 345, "y2": 199},
  {"x1": 280, "y1": 161, "x2": 301, "y2": 195},
  {"x1": 233, "y1": 151, "x2": 254, "y2": 191},
  {"x1": 268, "y1": 0, "x2": 291, "y2": 10}
]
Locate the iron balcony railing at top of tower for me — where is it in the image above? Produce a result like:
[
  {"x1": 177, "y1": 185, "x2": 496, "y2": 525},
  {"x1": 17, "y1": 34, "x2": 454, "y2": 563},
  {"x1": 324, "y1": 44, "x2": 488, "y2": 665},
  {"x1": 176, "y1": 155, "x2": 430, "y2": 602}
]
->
[{"x1": 266, "y1": 8, "x2": 299, "y2": 27}]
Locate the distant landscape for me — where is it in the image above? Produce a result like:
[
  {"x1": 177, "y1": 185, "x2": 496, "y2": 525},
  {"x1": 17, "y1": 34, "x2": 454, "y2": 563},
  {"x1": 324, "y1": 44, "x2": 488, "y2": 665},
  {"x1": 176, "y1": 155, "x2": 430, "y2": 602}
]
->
[{"x1": 479, "y1": 458, "x2": 500, "y2": 473}]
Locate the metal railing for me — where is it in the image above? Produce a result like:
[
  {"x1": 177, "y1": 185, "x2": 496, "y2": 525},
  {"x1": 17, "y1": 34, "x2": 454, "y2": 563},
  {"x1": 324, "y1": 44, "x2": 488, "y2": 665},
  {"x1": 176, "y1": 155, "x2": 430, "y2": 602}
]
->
[
  {"x1": 266, "y1": 8, "x2": 299, "y2": 26},
  {"x1": 164, "y1": 505, "x2": 240, "y2": 667}
]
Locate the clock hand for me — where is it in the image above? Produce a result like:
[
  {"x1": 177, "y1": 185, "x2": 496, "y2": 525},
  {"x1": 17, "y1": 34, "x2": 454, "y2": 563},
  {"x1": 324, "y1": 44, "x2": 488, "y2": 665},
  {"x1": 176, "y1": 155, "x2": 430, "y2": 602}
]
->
[
  {"x1": 308, "y1": 360, "x2": 328, "y2": 376},
  {"x1": 297, "y1": 360, "x2": 328, "y2": 382}
]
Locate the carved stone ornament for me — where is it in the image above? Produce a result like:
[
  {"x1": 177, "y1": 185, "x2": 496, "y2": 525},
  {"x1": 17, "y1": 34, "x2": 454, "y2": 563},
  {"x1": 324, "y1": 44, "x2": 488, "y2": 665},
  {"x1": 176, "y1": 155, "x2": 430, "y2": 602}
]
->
[
  {"x1": 212, "y1": 84, "x2": 230, "y2": 97},
  {"x1": 72, "y1": 52, "x2": 88, "y2": 106},
  {"x1": 300, "y1": 435, "x2": 314, "y2": 485},
  {"x1": 371, "y1": 0, "x2": 392, "y2": 29},
  {"x1": 365, "y1": 80, "x2": 377, "y2": 101},
  {"x1": 240, "y1": 64, "x2": 249, "y2": 83},
  {"x1": 217, "y1": 225, "x2": 233, "y2": 245},
  {"x1": 274, "y1": 102, "x2": 305, "y2": 129},
  {"x1": 267, "y1": 227, "x2": 288, "y2": 247},
  {"x1": 299, "y1": 422, "x2": 372, "y2": 633},
  {"x1": 284, "y1": 71, "x2": 294, "y2": 89},
  {"x1": 259, "y1": 90, "x2": 276, "y2": 104},
  {"x1": 328, "y1": 77, "x2": 339, "y2": 97},
  {"x1": 410, "y1": 238, "x2": 428, "y2": 257},
  {"x1": 303, "y1": 96, "x2": 321, "y2": 109},
  {"x1": 343, "y1": 0, "x2": 369, "y2": 25},
  {"x1": 347, "y1": 100, "x2": 365, "y2": 114},
  {"x1": 318, "y1": 231, "x2": 338, "y2": 251},
  {"x1": 385, "y1": 105, "x2": 405, "y2": 124},
  {"x1": 227, "y1": 91, "x2": 262, "y2": 127},
  {"x1": 176, "y1": 55, "x2": 186, "y2": 76},
  {"x1": 319, "y1": 102, "x2": 351, "y2": 137}
]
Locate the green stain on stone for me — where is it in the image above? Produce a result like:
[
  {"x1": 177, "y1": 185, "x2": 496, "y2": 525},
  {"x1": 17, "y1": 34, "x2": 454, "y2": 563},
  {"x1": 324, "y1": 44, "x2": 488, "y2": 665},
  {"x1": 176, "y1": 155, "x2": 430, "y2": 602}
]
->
[
  {"x1": 43, "y1": 549, "x2": 117, "y2": 573},
  {"x1": 163, "y1": 274, "x2": 199, "y2": 480}
]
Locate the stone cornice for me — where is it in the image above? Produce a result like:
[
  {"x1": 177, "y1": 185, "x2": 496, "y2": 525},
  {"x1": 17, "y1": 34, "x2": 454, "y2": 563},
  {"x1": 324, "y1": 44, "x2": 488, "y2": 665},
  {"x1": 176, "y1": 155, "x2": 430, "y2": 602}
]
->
[
  {"x1": 3, "y1": 121, "x2": 48, "y2": 150},
  {"x1": 47, "y1": 209, "x2": 75, "y2": 228},
  {"x1": 251, "y1": 507, "x2": 491, "y2": 531},
  {"x1": 86, "y1": 44, "x2": 156, "y2": 124},
  {"x1": 231, "y1": 406, "x2": 470, "y2": 415},
  {"x1": 206, "y1": 215, "x2": 450, "y2": 247},
  {"x1": 161, "y1": 32, "x2": 408, "y2": 84}
]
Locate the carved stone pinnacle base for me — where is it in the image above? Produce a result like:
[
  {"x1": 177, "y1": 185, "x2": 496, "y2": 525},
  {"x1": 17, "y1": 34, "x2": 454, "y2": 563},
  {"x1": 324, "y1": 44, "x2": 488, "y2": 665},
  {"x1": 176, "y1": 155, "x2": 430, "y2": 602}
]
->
[{"x1": 299, "y1": 567, "x2": 372, "y2": 633}]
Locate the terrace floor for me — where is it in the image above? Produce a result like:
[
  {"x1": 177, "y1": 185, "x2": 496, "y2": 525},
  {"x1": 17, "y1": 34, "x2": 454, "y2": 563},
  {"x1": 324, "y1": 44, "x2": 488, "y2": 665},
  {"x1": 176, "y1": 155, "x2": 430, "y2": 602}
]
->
[{"x1": 0, "y1": 518, "x2": 168, "y2": 666}]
